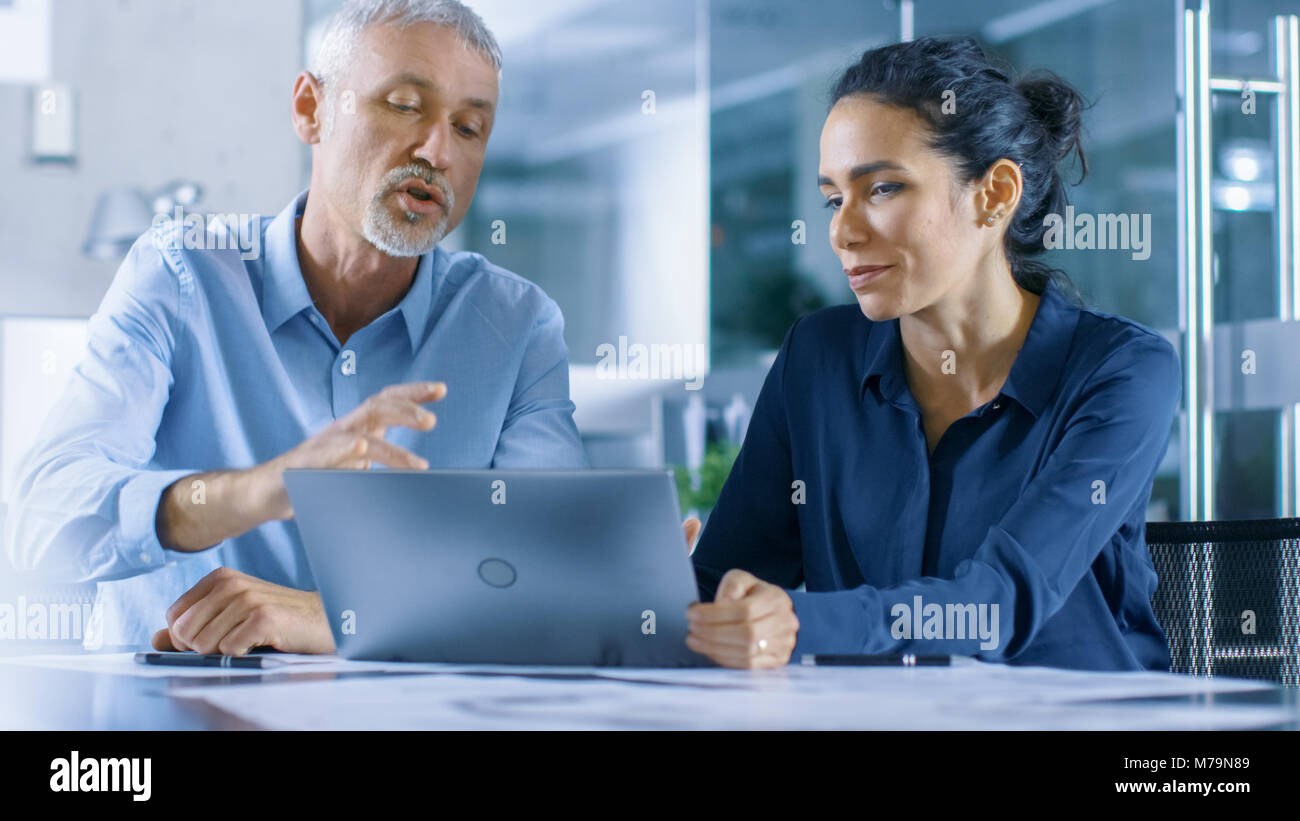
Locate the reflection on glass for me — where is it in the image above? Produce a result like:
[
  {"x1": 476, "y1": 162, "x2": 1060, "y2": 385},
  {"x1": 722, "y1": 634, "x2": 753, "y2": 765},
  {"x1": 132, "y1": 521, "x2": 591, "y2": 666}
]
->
[
  {"x1": 462, "y1": 0, "x2": 708, "y2": 365},
  {"x1": 1210, "y1": 0, "x2": 1293, "y2": 80},
  {"x1": 1211, "y1": 91, "x2": 1280, "y2": 322},
  {"x1": 707, "y1": 1, "x2": 895, "y2": 366},
  {"x1": 1214, "y1": 409, "x2": 1280, "y2": 519}
]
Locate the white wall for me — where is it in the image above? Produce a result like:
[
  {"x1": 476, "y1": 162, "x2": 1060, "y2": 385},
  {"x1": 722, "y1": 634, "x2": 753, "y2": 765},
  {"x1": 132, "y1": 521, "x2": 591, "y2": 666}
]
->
[
  {"x1": 0, "y1": 317, "x2": 87, "y2": 504},
  {"x1": 0, "y1": 0, "x2": 305, "y2": 318},
  {"x1": 0, "y1": 0, "x2": 52, "y2": 84}
]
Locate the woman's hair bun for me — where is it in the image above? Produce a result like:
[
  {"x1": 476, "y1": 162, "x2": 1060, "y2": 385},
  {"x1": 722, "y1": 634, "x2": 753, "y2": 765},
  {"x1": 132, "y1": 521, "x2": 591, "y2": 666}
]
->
[{"x1": 1017, "y1": 71, "x2": 1087, "y2": 180}]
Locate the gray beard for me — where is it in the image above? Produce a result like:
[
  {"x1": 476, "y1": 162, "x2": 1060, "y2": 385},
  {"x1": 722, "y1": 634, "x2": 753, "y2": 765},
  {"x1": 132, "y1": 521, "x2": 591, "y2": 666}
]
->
[{"x1": 362, "y1": 194, "x2": 449, "y2": 258}]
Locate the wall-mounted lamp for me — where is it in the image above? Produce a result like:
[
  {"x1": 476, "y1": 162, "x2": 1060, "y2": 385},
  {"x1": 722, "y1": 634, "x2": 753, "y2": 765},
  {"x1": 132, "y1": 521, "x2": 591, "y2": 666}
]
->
[{"x1": 81, "y1": 181, "x2": 203, "y2": 260}]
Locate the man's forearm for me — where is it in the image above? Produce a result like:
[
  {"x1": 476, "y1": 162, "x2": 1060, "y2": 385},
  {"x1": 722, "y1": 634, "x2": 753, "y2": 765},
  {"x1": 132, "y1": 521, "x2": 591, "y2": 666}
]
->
[{"x1": 156, "y1": 466, "x2": 279, "y2": 553}]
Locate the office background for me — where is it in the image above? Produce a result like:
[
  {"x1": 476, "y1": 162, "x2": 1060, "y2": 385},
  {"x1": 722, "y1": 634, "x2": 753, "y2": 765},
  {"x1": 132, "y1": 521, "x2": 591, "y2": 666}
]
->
[{"x1": 2, "y1": 0, "x2": 1299, "y2": 530}]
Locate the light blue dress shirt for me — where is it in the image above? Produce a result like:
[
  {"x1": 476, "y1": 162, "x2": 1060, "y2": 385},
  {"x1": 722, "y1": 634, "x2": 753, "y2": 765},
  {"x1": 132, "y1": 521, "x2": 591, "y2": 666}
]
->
[{"x1": 5, "y1": 189, "x2": 587, "y2": 645}]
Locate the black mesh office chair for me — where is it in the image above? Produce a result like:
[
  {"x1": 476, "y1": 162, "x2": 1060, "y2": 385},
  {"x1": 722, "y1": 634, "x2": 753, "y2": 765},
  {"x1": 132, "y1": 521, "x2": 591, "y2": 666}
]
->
[{"x1": 1147, "y1": 518, "x2": 1300, "y2": 686}]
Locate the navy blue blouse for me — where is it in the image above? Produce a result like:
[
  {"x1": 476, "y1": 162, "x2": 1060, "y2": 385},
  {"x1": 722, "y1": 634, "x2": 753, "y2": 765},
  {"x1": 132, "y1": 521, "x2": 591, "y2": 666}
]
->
[{"x1": 691, "y1": 278, "x2": 1182, "y2": 671}]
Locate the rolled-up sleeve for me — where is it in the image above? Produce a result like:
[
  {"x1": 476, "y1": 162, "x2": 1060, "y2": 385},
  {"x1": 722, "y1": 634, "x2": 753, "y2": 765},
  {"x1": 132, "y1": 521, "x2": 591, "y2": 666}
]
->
[
  {"x1": 3, "y1": 232, "x2": 200, "y2": 582},
  {"x1": 490, "y1": 297, "x2": 588, "y2": 469},
  {"x1": 787, "y1": 335, "x2": 1182, "y2": 660}
]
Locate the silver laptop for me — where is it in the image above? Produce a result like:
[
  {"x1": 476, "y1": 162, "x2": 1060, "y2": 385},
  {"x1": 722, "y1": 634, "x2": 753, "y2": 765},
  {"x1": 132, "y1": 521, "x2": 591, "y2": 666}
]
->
[{"x1": 284, "y1": 469, "x2": 709, "y2": 667}]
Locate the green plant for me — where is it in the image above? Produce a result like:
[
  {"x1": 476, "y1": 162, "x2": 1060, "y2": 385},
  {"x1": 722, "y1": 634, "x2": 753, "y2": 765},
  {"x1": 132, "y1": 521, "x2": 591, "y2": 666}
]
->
[{"x1": 671, "y1": 441, "x2": 741, "y2": 515}]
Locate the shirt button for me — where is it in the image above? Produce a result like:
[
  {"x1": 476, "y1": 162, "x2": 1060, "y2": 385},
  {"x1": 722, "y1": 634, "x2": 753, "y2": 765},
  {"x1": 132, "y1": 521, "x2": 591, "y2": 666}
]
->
[
  {"x1": 992, "y1": 401, "x2": 1002, "y2": 410},
  {"x1": 139, "y1": 552, "x2": 151, "y2": 564}
]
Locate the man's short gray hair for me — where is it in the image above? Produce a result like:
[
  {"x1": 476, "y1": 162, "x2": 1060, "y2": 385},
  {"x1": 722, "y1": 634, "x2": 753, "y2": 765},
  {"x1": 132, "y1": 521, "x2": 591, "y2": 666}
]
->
[{"x1": 313, "y1": 0, "x2": 502, "y2": 136}]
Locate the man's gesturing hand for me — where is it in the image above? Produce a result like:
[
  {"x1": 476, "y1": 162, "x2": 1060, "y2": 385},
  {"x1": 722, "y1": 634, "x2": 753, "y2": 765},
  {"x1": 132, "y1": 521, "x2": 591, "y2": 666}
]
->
[
  {"x1": 157, "y1": 381, "x2": 446, "y2": 553},
  {"x1": 685, "y1": 569, "x2": 799, "y2": 668},
  {"x1": 255, "y1": 381, "x2": 446, "y2": 521},
  {"x1": 150, "y1": 567, "x2": 335, "y2": 655}
]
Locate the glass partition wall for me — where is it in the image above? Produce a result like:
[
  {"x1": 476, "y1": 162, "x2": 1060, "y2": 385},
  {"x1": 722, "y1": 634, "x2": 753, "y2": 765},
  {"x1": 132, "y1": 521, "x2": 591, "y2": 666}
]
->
[{"x1": 298, "y1": 1, "x2": 1300, "y2": 525}]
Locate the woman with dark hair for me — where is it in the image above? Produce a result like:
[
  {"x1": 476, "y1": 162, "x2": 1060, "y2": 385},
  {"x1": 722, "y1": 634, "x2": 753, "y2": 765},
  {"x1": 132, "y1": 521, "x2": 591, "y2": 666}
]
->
[{"x1": 684, "y1": 36, "x2": 1181, "y2": 671}]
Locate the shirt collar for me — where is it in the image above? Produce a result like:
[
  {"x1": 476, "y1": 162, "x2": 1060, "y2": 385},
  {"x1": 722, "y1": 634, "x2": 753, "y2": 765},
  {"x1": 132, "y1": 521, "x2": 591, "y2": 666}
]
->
[
  {"x1": 861, "y1": 277, "x2": 1078, "y2": 418},
  {"x1": 261, "y1": 189, "x2": 441, "y2": 350}
]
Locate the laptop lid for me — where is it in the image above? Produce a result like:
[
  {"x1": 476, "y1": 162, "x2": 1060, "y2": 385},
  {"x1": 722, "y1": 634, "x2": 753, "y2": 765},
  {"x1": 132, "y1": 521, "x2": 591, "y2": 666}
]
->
[{"x1": 284, "y1": 469, "x2": 708, "y2": 667}]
